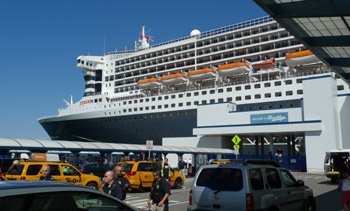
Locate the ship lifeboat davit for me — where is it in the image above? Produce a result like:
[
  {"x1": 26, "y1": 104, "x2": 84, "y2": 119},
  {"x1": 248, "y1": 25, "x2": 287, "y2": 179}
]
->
[
  {"x1": 252, "y1": 58, "x2": 275, "y2": 70},
  {"x1": 285, "y1": 50, "x2": 319, "y2": 67},
  {"x1": 217, "y1": 62, "x2": 250, "y2": 77},
  {"x1": 160, "y1": 73, "x2": 188, "y2": 85},
  {"x1": 188, "y1": 68, "x2": 217, "y2": 81},
  {"x1": 137, "y1": 77, "x2": 161, "y2": 89}
]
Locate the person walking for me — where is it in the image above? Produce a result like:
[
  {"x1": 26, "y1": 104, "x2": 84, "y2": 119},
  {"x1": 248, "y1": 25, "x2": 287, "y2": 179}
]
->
[
  {"x1": 148, "y1": 170, "x2": 171, "y2": 211},
  {"x1": 101, "y1": 170, "x2": 124, "y2": 200},
  {"x1": 113, "y1": 165, "x2": 131, "y2": 200},
  {"x1": 39, "y1": 165, "x2": 56, "y2": 181}
]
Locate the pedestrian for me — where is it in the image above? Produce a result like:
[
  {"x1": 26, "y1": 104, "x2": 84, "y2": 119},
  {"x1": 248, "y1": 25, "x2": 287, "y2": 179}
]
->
[
  {"x1": 161, "y1": 158, "x2": 172, "y2": 181},
  {"x1": 178, "y1": 157, "x2": 186, "y2": 178},
  {"x1": 338, "y1": 158, "x2": 350, "y2": 211},
  {"x1": 101, "y1": 170, "x2": 124, "y2": 200},
  {"x1": 39, "y1": 165, "x2": 56, "y2": 181},
  {"x1": 113, "y1": 165, "x2": 131, "y2": 200},
  {"x1": 148, "y1": 170, "x2": 171, "y2": 211}
]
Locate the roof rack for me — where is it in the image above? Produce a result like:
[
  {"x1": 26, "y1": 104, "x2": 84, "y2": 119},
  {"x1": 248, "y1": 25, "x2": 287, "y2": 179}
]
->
[{"x1": 243, "y1": 159, "x2": 280, "y2": 167}]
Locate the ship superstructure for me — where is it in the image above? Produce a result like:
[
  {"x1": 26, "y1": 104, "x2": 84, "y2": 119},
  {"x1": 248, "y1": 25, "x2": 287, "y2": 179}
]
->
[{"x1": 38, "y1": 16, "x2": 349, "y2": 144}]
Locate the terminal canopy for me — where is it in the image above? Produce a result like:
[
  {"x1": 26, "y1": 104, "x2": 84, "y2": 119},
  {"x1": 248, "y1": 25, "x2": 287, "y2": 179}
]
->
[{"x1": 0, "y1": 138, "x2": 234, "y2": 155}]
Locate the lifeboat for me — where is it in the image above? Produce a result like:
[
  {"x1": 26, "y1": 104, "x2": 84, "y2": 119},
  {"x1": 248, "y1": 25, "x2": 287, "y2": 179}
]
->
[
  {"x1": 252, "y1": 58, "x2": 275, "y2": 70},
  {"x1": 188, "y1": 68, "x2": 217, "y2": 81},
  {"x1": 217, "y1": 62, "x2": 250, "y2": 77},
  {"x1": 285, "y1": 50, "x2": 319, "y2": 67},
  {"x1": 137, "y1": 77, "x2": 160, "y2": 89},
  {"x1": 160, "y1": 73, "x2": 188, "y2": 85}
]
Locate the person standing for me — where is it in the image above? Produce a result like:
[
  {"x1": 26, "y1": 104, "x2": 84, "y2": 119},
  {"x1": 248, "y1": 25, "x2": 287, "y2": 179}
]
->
[
  {"x1": 39, "y1": 165, "x2": 55, "y2": 181},
  {"x1": 101, "y1": 170, "x2": 123, "y2": 200},
  {"x1": 148, "y1": 170, "x2": 171, "y2": 211},
  {"x1": 161, "y1": 158, "x2": 172, "y2": 181},
  {"x1": 113, "y1": 165, "x2": 131, "y2": 200}
]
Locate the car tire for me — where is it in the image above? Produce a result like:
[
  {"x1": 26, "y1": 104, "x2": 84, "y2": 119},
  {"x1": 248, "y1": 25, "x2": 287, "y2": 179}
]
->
[
  {"x1": 174, "y1": 178, "x2": 182, "y2": 189},
  {"x1": 305, "y1": 198, "x2": 316, "y2": 211},
  {"x1": 86, "y1": 182, "x2": 98, "y2": 190}
]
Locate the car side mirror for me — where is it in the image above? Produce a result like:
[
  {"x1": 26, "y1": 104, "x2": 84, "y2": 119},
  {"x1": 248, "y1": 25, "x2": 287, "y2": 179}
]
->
[{"x1": 296, "y1": 180, "x2": 304, "y2": 187}]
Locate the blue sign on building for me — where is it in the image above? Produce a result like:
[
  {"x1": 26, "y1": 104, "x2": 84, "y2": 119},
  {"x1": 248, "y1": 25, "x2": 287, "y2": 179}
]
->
[{"x1": 251, "y1": 112, "x2": 288, "y2": 124}]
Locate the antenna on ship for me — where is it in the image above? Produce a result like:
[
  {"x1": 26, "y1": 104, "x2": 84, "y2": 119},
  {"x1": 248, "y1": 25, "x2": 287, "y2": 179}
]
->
[{"x1": 135, "y1": 26, "x2": 153, "y2": 50}]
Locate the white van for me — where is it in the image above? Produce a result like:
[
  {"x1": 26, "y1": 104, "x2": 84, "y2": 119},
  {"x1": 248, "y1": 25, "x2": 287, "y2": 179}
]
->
[{"x1": 324, "y1": 149, "x2": 350, "y2": 183}]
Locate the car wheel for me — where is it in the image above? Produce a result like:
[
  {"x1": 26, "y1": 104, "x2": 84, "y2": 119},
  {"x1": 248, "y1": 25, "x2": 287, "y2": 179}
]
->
[
  {"x1": 174, "y1": 178, "x2": 182, "y2": 189},
  {"x1": 305, "y1": 198, "x2": 316, "y2": 211},
  {"x1": 86, "y1": 182, "x2": 98, "y2": 190}
]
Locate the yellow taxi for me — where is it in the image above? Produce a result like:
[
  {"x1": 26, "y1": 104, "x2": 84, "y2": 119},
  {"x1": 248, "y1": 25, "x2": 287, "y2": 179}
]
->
[
  {"x1": 118, "y1": 160, "x2": 184, "y2": 191},
  {"x1": 208, "y1": 159, "x2": 235, "y2": 164},
  {"x1": 5, "y1": 161, "x2": 102, "y2": 189}
]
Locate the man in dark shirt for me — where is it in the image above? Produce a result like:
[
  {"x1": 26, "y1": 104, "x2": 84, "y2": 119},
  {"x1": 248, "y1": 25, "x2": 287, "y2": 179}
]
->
[
  {"x1": 39, "y1": 165, "x2": 55, "y2": 181},
  {"x1": 101, "y1": 171, "x2": 123, "y2": 200},
  {"x1": 148, "y1": 170, "x2": 171, "y2": 211},
  {"x1": 113, "y1": 165, "x2": 131, "y2": 200}
]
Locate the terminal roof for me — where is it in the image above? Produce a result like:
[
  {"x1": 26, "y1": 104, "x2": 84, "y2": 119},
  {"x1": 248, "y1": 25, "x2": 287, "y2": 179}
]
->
[{"x1": 0, "y1": 138, "x2": 234, "y2": 155}]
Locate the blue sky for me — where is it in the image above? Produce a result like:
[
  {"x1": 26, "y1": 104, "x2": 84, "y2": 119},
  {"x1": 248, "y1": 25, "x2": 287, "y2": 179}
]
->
[{"x1": 0, "y1": 0, "x2": 266, "y2": 139}]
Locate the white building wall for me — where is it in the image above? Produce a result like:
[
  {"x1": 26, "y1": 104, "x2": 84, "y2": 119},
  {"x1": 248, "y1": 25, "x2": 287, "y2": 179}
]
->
[
  {"x1": 337, "y1": 95, "x2": 350, "y2": 149},
  {"x1": 303, "y1": 75, "x2": 340, "y2": 173}
]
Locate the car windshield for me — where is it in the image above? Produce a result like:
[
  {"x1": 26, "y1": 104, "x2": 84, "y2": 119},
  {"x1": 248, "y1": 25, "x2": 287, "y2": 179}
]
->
[
  {"x1": 196, "y1": 168, "x2": 243, "y2": 191},
  {"x1": 6, "y1": 165, "x2": 24, "y2": 175},
  {"x1": 120, "y1": 164, "x2": 133, "y2": 172}
]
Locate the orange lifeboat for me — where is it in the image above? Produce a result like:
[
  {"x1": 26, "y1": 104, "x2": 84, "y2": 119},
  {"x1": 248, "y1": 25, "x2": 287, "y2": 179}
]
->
[
  {"x1": 160, "y1": 73, "x2": 188, "y2": 85},
  {"x1": 285, "y1": 50, "x2": 319, "y2": 67},
  {"x1": 137, "y1": 77, "x2": 160, "y2": 89},
  {"x1": 188, "y1": 68, "x2": 217, "y2": 81},
  {"x1": 217, "y1": 62, "x2": 250, "y2": 76},
  {"x1": 252, "y1": 58, "x2": 275, "y2": 70}
]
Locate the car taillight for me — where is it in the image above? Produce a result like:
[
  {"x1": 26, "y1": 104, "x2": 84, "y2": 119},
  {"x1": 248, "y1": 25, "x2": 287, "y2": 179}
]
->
[
  {"x1": 189, "y1": 189, "x2": 192, "y2": 205},
  {"x1": 20, "y1": 176, "x2": 26, "y2": 180},
  {"x1": 125, "y1": 171, "x2": 136, "y2": 176},
  {"x1": 246, "y1": 193, "x2": 254, "y2": 211}
]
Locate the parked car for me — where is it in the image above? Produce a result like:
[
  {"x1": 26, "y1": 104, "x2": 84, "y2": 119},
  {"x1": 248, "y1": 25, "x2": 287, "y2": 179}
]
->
[
  {"x1": 5, "y1": 161, "x2": 102, "y2": 189},
  {"x1": 79, "y1": 162, "x2": 112, "y2": 178},
  {"x1": 118, "y1": 160, "x2": 184, "y2": 191},
  {"x1": 188, "y1": 160, "x2": 316, "y2": 211},
  {"x1": 0, "y1": 181, "x2": 137, "y2": 211}
]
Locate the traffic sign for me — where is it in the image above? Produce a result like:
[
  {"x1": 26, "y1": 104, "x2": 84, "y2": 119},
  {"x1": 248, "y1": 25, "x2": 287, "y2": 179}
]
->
[
  {"x1": 231, "y1": 135, "x2": 241, "y2": 145},
  {"x1": 146, "y1": 140, "x2": 153, "y2": 150},
  {"x1": 233, "y1": 145, "x2": 240, "y2": 149}
]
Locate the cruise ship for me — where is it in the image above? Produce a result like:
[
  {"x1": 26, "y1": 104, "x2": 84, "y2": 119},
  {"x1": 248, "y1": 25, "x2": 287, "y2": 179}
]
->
[{"x1": 38, "y1": 16, "x2": 348, "y2": 145}]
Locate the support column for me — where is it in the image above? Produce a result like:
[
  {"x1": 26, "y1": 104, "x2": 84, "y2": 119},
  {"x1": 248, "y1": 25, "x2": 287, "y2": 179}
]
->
[
  {"x1": 291, "y1": 134, "x2": 296, "y2": 156},
  {"x1": 287, "y1": 135, "x2": 291, "y2": 157},
  {"x1": 260, "y1": 135, "x2": 264, "y2": 156},
  {"x1": 255, "y1": 135, "x2": 259, "y2": 155}
]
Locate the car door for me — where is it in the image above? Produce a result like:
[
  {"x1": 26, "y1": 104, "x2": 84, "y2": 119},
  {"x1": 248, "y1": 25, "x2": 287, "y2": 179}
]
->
[
  {"x1": 264, "y1": 168, "x2": 291, "y2": 211},
  {"x1": 280, "y1": 169, "x2": 305, "y2": 210},
  {"x1": 48, "y1": 164, "x2": 62, "y2": 182},
  {"x1": 61, "y1": 164, "x2": 82, "y2": 185},
  {"x1": 137, "y1": 162, "x2": 153, "y2": 188}
]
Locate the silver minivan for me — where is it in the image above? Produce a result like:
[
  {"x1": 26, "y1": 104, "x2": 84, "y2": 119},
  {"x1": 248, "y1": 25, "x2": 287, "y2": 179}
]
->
[{"x1": 188, "y1": 160, "x2": 315, "y2": 211}]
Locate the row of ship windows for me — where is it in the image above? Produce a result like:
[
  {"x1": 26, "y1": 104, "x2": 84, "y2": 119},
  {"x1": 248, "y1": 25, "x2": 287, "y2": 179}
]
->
[
  {"x1": 103, "y1": 110, "x2": 197, "y2": 119},
  {"x1": 110, "y1": 47, "x2": 301, "y2": 85},
  {"x1": 112, "y1": 37, "x2": 297, "y2": 75},
  {"x1": 113, "y1": 24, "x2": 281, "y2": 67},
  {"x1": 119, "y1": 98, "x2": 300, "y2": 114}
]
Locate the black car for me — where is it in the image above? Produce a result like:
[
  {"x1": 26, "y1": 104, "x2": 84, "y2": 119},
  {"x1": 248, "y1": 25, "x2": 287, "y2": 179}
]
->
[
  {"x1": 79, "y1": 162, "x2": 112, "y2": 178},
  {"x1": 0, "y1": 181, "x2": 137, "y2": 211}
]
